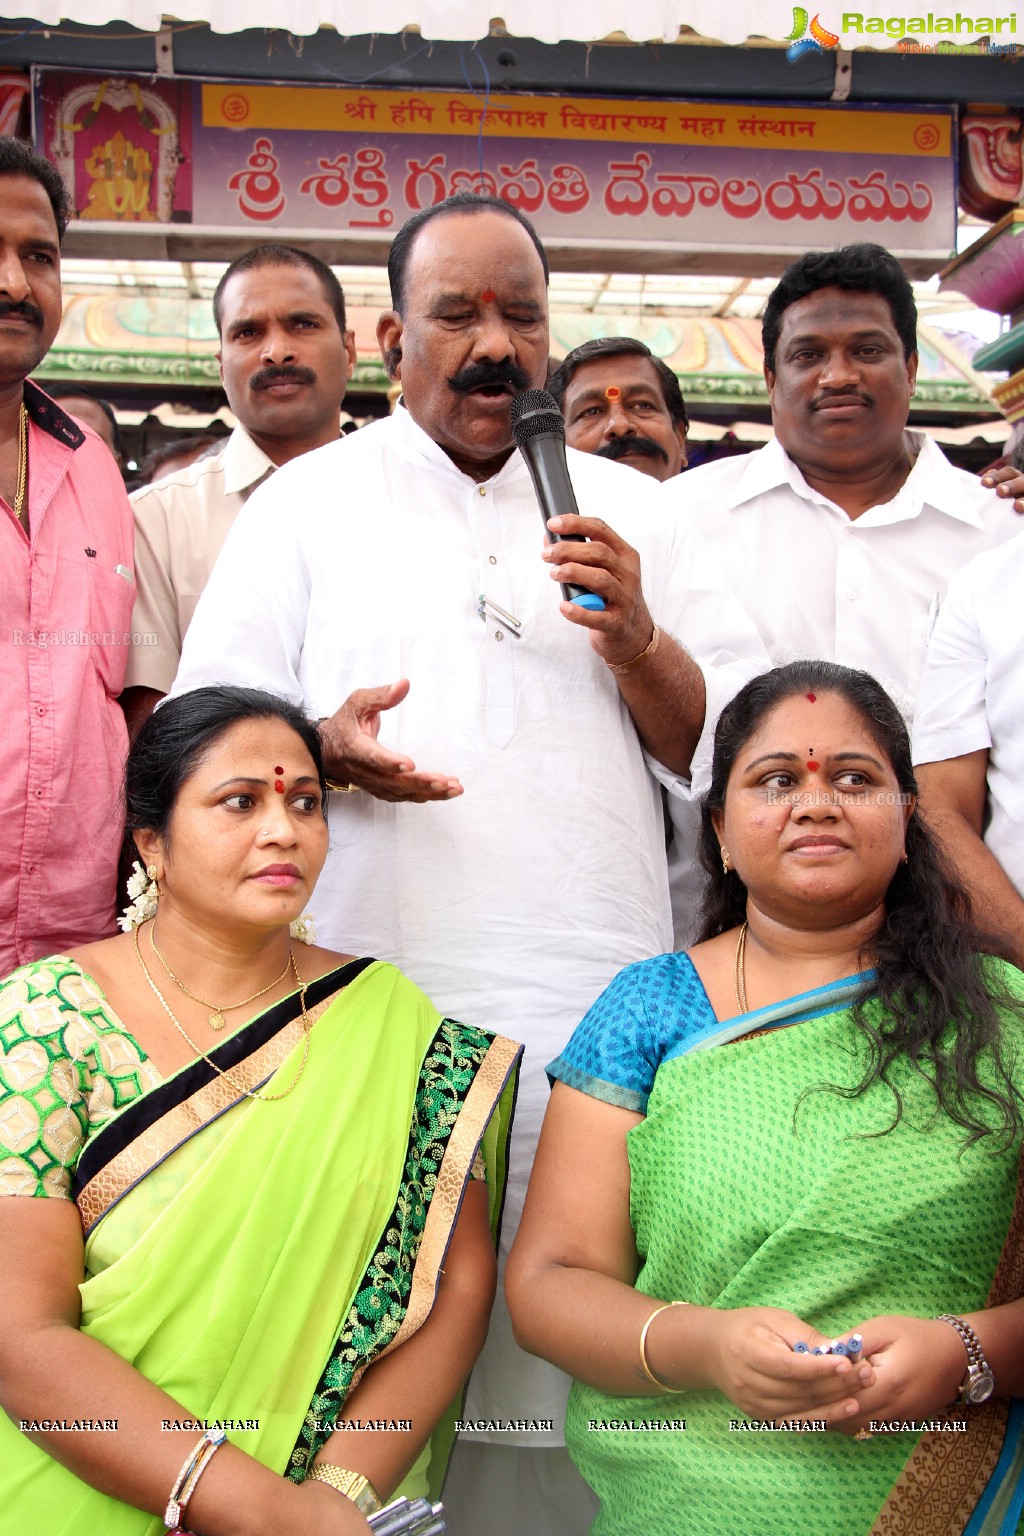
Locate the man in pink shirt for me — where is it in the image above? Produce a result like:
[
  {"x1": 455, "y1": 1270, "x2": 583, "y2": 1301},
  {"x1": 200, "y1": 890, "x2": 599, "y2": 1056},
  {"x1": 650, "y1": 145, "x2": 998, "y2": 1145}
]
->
[{"x1": 0, "y1": 136, "x2": 134, "y2": 973}]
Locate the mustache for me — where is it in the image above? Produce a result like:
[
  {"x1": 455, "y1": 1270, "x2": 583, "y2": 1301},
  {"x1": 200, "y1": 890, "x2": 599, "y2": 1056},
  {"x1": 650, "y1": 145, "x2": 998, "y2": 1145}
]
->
[
  {"x1": 448, "y1": 360, "x2": 531, "y2": 394},
  {"x1": 594, "y1": 435, "x2": 668, "y2": 465},
  {"x1": 249, "y1": 364, "x2": 317, "y2": 391},
  {"x1": 0, "y1": 299, "x2": 43, "y2": 328}
]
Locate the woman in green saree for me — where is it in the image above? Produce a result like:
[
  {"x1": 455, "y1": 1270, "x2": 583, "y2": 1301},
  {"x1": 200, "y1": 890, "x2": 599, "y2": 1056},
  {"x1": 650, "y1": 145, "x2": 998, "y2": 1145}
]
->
[
  {"x1": 0, "y1": 686, "x2": 520, "y2": 1536},
  {"x1": 507, "y1": 660, "x2": 1024, "y2": 1536}
]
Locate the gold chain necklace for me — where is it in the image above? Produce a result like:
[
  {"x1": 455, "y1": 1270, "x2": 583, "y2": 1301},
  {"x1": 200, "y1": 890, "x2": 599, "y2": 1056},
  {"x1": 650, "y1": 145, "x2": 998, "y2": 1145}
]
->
[
  {"x1": 734, "y1": 920, "x2": 749, "y2": 1014},
  {"x1": 149, "y1": 924, "x2": 292, "y2": 1030},
  {"x1": 133, "y1": 923, "x2": 312, "y2": 1102},
  {"x1": 13, "y1": 404, "x2": 28, "y2": 524},
  {"x1": 734, "y1": 921, "x2": 853, "y2": 1017}
]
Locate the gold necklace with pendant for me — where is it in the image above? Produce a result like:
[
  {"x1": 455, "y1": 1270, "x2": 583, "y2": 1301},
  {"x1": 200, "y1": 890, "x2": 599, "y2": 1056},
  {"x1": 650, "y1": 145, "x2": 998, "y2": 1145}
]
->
[
  {"x1": 149, "y1": 923, "x2": 293, "y2": 1029},
  {"x1": 133, "y1": 924, "x2": 312, "y2": 1102}
]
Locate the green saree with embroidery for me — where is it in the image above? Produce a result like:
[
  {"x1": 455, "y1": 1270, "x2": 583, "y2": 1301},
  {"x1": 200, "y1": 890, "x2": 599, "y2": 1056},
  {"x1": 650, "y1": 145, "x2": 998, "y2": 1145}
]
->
[
  {"x1": 0, "y1": 954, "x2": 520, "y2": 1533},
  {"x1": 550, "y1": 952, "x2": 1024, "y2": 1536}
]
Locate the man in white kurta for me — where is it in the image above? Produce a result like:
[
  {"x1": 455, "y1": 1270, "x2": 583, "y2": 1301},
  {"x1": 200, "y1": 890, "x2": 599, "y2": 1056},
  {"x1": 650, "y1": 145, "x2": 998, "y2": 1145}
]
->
[
  {"x1": 172, "y1": 397, "x2": 763, "y2": 1396},
  {"x1": 913, "y1": 530, "x2": 1024, "y2": 963},
  {"x1": 173, "y1": 199, "x2": 769, "y2": 1533}
]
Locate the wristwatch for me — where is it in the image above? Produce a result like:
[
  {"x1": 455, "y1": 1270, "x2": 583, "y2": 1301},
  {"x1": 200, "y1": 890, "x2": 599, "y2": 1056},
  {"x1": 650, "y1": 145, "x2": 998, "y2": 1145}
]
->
[
  {"x1": 936, "y1": 1313, "x2": 995, "y2": 1405},
  {"x1": 307, "y1": 1465, "x2": 383, "y2": 1515}
]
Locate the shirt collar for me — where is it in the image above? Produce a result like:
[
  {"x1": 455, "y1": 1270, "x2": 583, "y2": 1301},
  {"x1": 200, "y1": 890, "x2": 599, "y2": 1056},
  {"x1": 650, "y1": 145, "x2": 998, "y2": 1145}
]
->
[
  {"x1": 728, "y1": 429, "x2": 988, "y2": 528},
  {"x1": 24, "y1": 380, "x2": 85, "y2": 450},
  {"x1": 222, "y1": 424, "x2": 277, "y2": 497},
  {"x1": 898, "y1": 431, "x2": 988, "y2": 526},
  {"x1": 726, "y1": 436, "x2": 794, "y2": 506}
]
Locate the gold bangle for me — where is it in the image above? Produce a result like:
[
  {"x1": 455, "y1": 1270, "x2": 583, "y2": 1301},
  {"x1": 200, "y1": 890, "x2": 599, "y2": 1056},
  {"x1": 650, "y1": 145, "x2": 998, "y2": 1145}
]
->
[
  {"x1": 608, "y1": 625, "x2": 661, "y2": 675},
  {"x1": 639, "y1": 1300, "x2": 689, "y2": 1393},
  {"x1": 164, "y1": 1429, "x2": 226, "y2": 1529},
  {"x1": 307, "y1": 1465, "x2": 382, "y2": 1514}
]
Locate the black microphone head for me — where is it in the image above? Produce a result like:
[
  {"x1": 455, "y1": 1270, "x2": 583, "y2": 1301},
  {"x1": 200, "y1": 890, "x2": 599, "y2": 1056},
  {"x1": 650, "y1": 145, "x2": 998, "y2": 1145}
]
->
[{"x1": 510, "y1": 389, "x2": 565, "y2": 446}]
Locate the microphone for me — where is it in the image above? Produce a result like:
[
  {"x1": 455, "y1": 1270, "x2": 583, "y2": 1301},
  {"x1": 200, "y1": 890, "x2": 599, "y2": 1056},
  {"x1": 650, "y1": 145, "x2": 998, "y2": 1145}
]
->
[{"x1": 510, "y1": 389, "x2": 606, "y2": 612}]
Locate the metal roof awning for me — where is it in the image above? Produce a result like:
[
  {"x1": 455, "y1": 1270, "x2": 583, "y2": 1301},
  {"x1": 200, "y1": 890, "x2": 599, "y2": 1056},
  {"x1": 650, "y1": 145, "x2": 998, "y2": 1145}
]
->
[
  {"x1": 0, "y1": 1, "x2": 1019, "y2": 45},
  {"x1": 1, "y1": 10, "x2": 1019, "y2": 126}
]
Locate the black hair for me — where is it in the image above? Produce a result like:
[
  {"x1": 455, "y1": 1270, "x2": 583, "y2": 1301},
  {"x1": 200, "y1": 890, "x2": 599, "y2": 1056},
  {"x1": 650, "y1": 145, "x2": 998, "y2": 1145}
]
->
[
  {"x1": 761, "y1": 244, "x2": 917, "y2": 374},
  {"x1": 133, "y1": 431, "x2": 225, "y2": 487},
  {"x1": 546, "y1": 336, "x2": 689, "y2": 433},
  {"x1": 0, "y1": 135, "x2": 73, "y2": 241},
  {"x1": 212, "y1": 244, "x2": 347, "y2": 337},
  {"x1": 44, "y1": 385, "x2": 123, "y2": 457},
  {"x1": 124, "y1": 686, "x2": 328, "y2": 857},
  {"x1": 698, "y1": 659, "x2": 1022, "y2": 1148},
  {"x1": 386, "y1": 193, "x2": 550, "y2": 317}
]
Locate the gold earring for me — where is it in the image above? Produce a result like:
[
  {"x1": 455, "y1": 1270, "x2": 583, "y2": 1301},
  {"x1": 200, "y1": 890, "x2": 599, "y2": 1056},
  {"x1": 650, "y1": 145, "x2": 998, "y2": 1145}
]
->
[
  {"x1": 721, "y1": 846, "x2": 730, "y2": 874},
  {"x1": 146, "y1": 864, "x2": 157, "y2": 880}
]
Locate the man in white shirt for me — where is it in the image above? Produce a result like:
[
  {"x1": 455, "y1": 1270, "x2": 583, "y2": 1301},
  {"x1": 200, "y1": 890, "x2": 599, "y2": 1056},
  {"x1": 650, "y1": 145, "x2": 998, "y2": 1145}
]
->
[
  {"x1": 664, "y1": 243, "x2": 1020, "y2": 724},
  {"x1": 122, "y1": 243, "x2": 356, "y2": 735},
  {"x1": 913, "y1": 531, "x2": 1024, "y2": 963},
  {"x1": 172, "y1": 192, "x2": 767, "y2": 1535}
]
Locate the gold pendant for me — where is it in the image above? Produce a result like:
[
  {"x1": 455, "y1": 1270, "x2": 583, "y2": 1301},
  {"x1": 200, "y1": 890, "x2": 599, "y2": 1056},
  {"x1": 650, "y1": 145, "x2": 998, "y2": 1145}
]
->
[{"x1": 209, "y1": 1011, "x2": 226, "y2": 1030}]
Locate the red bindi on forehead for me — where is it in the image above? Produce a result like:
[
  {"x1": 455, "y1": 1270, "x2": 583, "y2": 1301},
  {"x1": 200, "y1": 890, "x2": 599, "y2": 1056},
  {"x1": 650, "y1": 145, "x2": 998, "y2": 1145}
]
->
[
  {"x1": 480, "y1": 289, "x2": 496, "y2": 303},
  {"x1": 274, "y1": 765, "x2": 284, "y2": 792},
  {"x1": 604, "y1": 386, "x2": 621, "y2": 400}
]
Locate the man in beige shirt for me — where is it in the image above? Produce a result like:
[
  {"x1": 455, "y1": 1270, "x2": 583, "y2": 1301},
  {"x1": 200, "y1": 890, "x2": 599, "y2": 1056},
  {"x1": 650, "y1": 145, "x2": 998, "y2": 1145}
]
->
[{"x1": 122, "y1": 243, "x2": 356, "y2": 733}]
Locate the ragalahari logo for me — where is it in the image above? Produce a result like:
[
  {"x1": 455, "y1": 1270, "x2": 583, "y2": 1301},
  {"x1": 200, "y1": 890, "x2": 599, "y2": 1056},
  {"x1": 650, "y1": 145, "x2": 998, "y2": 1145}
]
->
[{"x1": 785, "y1": 7, "x2": 841, "y2": 59}]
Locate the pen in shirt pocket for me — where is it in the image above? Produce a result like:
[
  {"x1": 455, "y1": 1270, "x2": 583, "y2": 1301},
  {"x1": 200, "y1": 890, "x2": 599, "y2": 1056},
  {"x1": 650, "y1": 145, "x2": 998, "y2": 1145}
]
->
[
  {"x1": 114, "y1": 563, "x2": 134, "y2": 584},
  {"x1": 925, "y1": 591, "x2": 940, "y2": 645}
]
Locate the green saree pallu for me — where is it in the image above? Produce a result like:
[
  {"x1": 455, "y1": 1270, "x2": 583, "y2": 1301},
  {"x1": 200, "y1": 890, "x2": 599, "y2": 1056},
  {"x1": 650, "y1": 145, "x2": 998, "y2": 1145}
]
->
[
  {"x1": 553, "y1": 956, "x2": 1024, "y2": 1536},
  {"x1": 0, "y1": 956, "x2": 521, "y2": 1533}
]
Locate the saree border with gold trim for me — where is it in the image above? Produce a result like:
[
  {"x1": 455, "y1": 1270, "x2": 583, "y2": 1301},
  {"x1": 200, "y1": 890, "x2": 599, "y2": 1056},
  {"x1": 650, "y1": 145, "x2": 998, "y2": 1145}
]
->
[
  {"x1": 71, "y1": 959, "x2": 373, "y2": 1233},
  {"x1": 72, "y1": 961, "x2": 523, "y2": 1470},
  {"x1": 286, "y1": 1016, "x2": 521, "y2": 1492},
  {"x1": 1, "y1": 959, "x2": 520, "y2": 1534}
]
